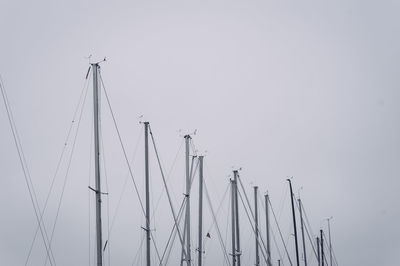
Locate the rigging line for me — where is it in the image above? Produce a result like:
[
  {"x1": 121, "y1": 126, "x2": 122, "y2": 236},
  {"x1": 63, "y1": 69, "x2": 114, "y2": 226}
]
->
[
  {"x1": 88, "y1": 109, "x2": 94, "y2": 266},
  {"x1": 236, "y1": 187, "x2": 269, "y2": 265},
  {"x1": 26, "y1": 71, "x2": 90, "y2": 264},
  {"x1": 205, "y1": 182, "x2": 230, "y2": 235},
  {"x1": 331, "y1": 243, "x2": 339, "y2": 266},
  {"x1": 167, "y1": 139, "x2": 184, "y2": 200},
  {"x1": 99, "y1": 73, "x2": 145, "y2": 215},
  {"x1": 301, "y1": 218, "x2": 317, "y2": 262},
  {"x1": 321, "y1": 232, "x2": 330, "y2": 266},
  {"x1": 297, "y1": 200, "x2": 324, "y2": 265},
  {"x1": 322, "y1": 231, "x2": 334, "y2": 266},
  {"x1": 149, "y1": 137, "x2": 184, "y2": 231},
  {"x1": 268, "y1": 197, "x2": 293, "y2": 266},
  {"x1": 0, "y1": 77, "x2": 56, "y2": 266},
  {"x1": 224, "y1": 184, "x2": 231, "y2": 257},
  {"x1": 131, "y1": 234, "x2": 147, "y2": 266},
  {"x1": 1, "y1": 77, "x2": 56, "y2": 265},
  {"x1": 99, "y1": 73, "x2": 162, "y2": 263},
  {"x1": 300, "y1": 202, "x2": 317, "y2": 247},
  {"x1": 99, "y1": 119, "x2": 111, "y2": 266},
  {"x1": 164, "y1": 196, "x2": 188, "y2": 265},
  {"x1": 236, "y1": 174, "x2": 254, "y2": 218},
  {"x1": 189, "y1": 137, "x2": 197, "y2": 157},
  {"x1": 235, "y1": 175, "x2": 270, "y2": 263},
  {"x1": 271, "y1": 218, "x2": 285, "y2": 266},
  {"x1": 108, "y1": 128, "x2": 143, "y2": 236},
  {"x1": 294, "y1": 199, "x2": 317, "y2": 259},
  {"x1": 189, "y1": 155, "x2": 195, "y2": 188},
  {"x1": 44, "y1": 75, "x2": 90, "y2": 266},
  {"x1": 257, "y1": 192, "x2": 274, "y2": 257},
  {"x1": 159, "y1": 198, "x2": 186, "y2": 265},
  {"x1": 189, "y1": 159, "x2": 199, "y2": 192},
  {"x1": 300, "y1": 204, "x2": 325, "y2": 265},
  {"x1": 180, "y1": 196, "x2": 188, "y2": 266},
  {"x1": 202, "y1": 180, "x2": 230, "y2": 264},
  {"x1": 148, "y1": 126, "x2": 187, "y2": 258},
  {"x1": 25, "y1": 74, "x2": 91, "y2": 265},
  {"x1": 204, "y1": 179, "x2": 231, "y2": 266},
  {"x1": 277, "y1": 184, "x2": 289, "y2": 223}
]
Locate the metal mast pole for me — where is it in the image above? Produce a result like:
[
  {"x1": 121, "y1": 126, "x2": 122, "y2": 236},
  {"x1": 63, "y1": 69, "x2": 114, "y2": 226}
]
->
[
  {"x1": 92, "y1": 63, "x2": 103, "y2": 266},
  {"x1": 231, "y1": 179, "x2": 236, "y2": 266},
  {"x1": 287, "y1": 179, "x2": 300, "y2": 266},
  {"x1": 233, "y1": 170, "x2": 241, "y2": 266},
  {"x1": 184, "y1": 135, "x2": 191, "y2": 266},
  {"x1": 198, "y1": 156, "x2": 204, "y2": 266},
  {"x1": 144, "y1": 122, "x2": 151, "y2": 266},
  {"x1": 320, "y1": 230, "x2": 324, "y2": 266},
  {"x1": 265, "y1": 194, "x2": 272, "y2": 266},
  {"x1": 317, "y1": 237, "x2": 320, "y2": 266},
  {"x1": 327, "y1": 218, "x2": 333, "y2": 266},
  {"x1": 254, "y1": 186, "x2": 260, "y2": 266},
  {"x1": 299, "y1": 199, "x2": 307, "y2": 266}
]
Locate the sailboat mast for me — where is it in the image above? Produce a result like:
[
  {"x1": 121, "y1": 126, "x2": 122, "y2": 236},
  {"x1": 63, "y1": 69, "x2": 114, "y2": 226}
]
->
[
  {"x1": 92, "y1": 63, "x2": 103, "y2": 266},
  {"x1": 320, "y1": 230, "x2": 324, "y2": 266},
  {"x1": 233, "y1": 170, "x2": 241, "y2": 266},
  {"x1": 265, "y1": 194, "x2": 272, "y2": 266},
  {"x1": 327, "y1": 217, "x2": 333, "y2": 266},
  {"x1": 254, "y1": 186, "x2": 260, "y2": 266},
  {"x1": 299, "y1": 199, "x2": 307, "y2": 266},
  {"x1": 144, "y1": 122, "x2": 151, "y2": 266},
  {"x1": 287, "y1": 179, "x2": 300, "y2": 266},
  {"x1": 184, "y1": 135, "x2": 191, "y2": 266},
  {"x1": 230, "y1": 179, "x2": 236, "y2": 266},
  {"x1": 197, "y1": 156, "x2": 204, "y2": 266},
  {"x1": 317, "y1": 237, "x2": 320, "y2": 266}
]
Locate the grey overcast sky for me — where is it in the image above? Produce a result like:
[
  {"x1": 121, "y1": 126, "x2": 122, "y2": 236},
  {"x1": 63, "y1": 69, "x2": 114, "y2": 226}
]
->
[{"x1": 1, "y1": 0, "x2": 399, "y2": 265}]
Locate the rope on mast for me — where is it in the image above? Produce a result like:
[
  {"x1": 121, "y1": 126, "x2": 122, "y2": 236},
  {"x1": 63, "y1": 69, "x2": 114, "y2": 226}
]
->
[
  {"x1": 149, "y1": 125, "x2": 187, "y2": 259},
  {"x1": 236, "y1": 187, "x2": 269, "y2": 264},
  {"x1": 99, "y1": 73, "x2": 162, "y2": 263},
  {"x1": 1, "y1": 76, "x2": 56, "y2": 265},
  {"x1": 204, "y1": 179, "x2": 232, "y2": 266},
  {"x1": 44, "y1": 73, "x2": 90, "y2": 266},
  {"x1": 267, "y1": 196, "x2": 293, "y2": 266}
]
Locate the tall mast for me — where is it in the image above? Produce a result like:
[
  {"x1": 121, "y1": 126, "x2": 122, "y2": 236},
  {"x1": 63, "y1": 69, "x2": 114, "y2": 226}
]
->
[
  {"x1": 254, "y1": 186, "x2": 260, "y2": 266},
  {"x1": 265, "y1": 194, "x2": 272, "y2": 266},
  {"x1": 184, "y1": 135, "x2": 191, "y2": 266},
  {"x1": 233, "y1": 170, "x2": 241, "y2": 266},
  {"x1": 144, "y1": 122, "x2": 151, "y2": 266},
  {"x1": 197, "y1": 156, "x2": 204, "y2": 266},
  {"x1": 287, "y1": 179, "x2": 300, "y2": 266},
  {"x1": 299, "y1": 199, "x2": 307, "y2": 266},
  {"x1": 327, "y1": 217, "x2": 333, "y2": 266},
  {"x1": 231, "y1": 179, "x2": 236, "y2": 266},
  {"x1": 317, "y1": 237, "x2": 320, "y2": 266},
  {"x1": 92, "y1": 63, "x2": 103, "y2": 266},
  {"x1": 320, "y1": 230, "x2": 324, "y2": 266}
]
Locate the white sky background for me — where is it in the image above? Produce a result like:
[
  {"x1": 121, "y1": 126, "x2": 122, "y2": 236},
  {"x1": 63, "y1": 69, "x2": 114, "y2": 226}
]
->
[{"x1": 0, "y1": 0, "x2": 399, "y2": 265}]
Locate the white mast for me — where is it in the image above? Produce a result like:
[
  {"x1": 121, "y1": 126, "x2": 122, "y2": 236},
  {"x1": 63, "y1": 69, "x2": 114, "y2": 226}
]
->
[
  {"x1": 233, "y1": 170, "x2": 241, "y2": 266},
  {"x1": 265, "y1": 194, "x2": 272, "y2": 266},
  {"x1": 327, "y1": 217, "x2": 333, "y2": 266},
  {"x1": 231, "y1": 179, "x2": 236, "y2": 266},
  {"x1": 254, "y1": 186, "x2": 260, "y2": 266},
  {"x1": 144, "y1": 122, "x2": 151, "y2": 266},
  {"x1": 197, "y1": 156, "x2": 204, "y2": 266},
  {"x1": 184, "y1": 135, "x2": 191, "y2": 265},
  {"x1": 92, "y1": 63, "x2": 103, "y2": 266},
  {"x1": 299, "y1": 198, "x2": 307, "y2": 266}
]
